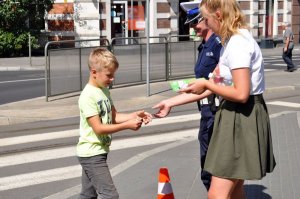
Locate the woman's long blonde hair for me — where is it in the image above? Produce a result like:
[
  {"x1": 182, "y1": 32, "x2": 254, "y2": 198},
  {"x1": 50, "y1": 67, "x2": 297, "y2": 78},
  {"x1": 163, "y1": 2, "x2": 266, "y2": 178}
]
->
[{"x1": 200, "y1": 0, "x2": 248, "y2": 45}]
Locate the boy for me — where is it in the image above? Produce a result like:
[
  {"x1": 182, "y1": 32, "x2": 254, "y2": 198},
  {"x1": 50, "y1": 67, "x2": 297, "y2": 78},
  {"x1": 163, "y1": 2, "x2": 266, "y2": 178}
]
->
[{"x1": 77, "y1": 48, "x2": 152, "y2": 199}]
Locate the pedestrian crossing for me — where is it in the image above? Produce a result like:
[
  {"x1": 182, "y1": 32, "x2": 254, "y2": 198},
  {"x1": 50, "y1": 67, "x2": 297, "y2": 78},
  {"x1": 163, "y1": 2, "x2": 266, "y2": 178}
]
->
[
  {"x1": 263, "y1": 54, "x2": 300, "y2": 71},
  {"x1": 0, "y1": 114, "x2": 200, "y2": 198},
  {"x1": 1, "y1": 109, "x2": 300, "y2": 198}
]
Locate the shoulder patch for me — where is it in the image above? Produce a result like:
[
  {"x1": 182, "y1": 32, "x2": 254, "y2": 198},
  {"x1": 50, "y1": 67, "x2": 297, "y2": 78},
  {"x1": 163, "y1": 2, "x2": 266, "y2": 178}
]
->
[{"x1": 215, "y1": 37, "x2": 221, "y2": 44}]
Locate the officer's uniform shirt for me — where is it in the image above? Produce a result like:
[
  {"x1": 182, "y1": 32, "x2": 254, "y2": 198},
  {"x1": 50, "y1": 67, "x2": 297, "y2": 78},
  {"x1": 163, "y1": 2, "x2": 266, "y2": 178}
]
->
[
  {"x1": 194, "y1": 33, "x2": 222, "y2": 79},
  {"x1": 194, "y1": 33, "x2": 222, "y2": 114}
]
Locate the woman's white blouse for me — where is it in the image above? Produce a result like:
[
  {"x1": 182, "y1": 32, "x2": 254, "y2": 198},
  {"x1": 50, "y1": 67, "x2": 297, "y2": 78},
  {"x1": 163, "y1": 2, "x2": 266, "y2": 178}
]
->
[{"x1": 218, "y1": 29, "x2": 265, "y2": 95}]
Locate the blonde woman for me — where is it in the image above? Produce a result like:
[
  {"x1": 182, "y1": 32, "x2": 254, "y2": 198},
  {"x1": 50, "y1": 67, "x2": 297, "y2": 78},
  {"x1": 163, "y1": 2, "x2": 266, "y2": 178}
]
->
[{"x1": 180, "y1": 0, "x2": 276, "y2": 198}]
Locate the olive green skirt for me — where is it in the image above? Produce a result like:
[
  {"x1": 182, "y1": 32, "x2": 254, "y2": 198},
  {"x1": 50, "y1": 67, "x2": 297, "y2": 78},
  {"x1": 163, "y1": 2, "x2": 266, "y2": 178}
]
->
[{"x1": 204, "y1": 94, "x2": 276, "y2": 180}]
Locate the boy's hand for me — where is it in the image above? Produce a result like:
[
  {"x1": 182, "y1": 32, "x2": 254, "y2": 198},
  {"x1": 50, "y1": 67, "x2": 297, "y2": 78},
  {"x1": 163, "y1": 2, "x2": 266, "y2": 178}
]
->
[
  {"x1": 126, "y1": 118, "x2": 143, "y2": 131},
  {"x1": 135, "y1": 110, "x2": 152, "y2": 125},
  {"x1": 152, "y1": 101, "x2": 171, "y2": 118}
]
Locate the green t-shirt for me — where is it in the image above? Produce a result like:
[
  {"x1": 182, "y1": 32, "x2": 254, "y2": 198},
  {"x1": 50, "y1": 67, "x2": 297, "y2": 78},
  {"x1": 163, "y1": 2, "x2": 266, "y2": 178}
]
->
[{"x1": 77, "y1": 84, "x2": 113, "y2": 157}]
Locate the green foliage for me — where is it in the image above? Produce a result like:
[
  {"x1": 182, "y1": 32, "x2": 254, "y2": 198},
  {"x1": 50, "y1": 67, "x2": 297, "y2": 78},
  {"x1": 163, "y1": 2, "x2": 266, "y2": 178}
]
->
[
  {"x1": 0, "y1": 30, "x2": 39, "y2": 57},
  {"x1": 0, "y1": 0, "x2": 54, "y2": 57},
  {"x1": 0, "y1": 30, "x2": 14, "y2": 56}
]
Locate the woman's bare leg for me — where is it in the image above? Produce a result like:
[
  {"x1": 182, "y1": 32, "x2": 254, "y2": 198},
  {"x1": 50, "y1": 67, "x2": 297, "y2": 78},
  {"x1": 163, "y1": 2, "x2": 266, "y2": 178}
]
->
[
  {"x1": 231, "y1": 180, "x2": 246, "y2": 199},
  {"x1": 208, "y1": 176, "x2": 237, "y2": 199}
]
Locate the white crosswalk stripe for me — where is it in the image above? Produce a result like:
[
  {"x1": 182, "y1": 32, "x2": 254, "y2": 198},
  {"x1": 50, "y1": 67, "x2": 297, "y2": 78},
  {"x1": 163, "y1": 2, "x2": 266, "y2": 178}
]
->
[
  {"x1": 272, "y1": 63, "x2": 286, "y2": 66},
  {"x1": 265, "y1": 69, "x2": 276, "y2": 72},
  {"x1": 267, "y1": 101, "x2": 300, "y2": 108},
  {"x1": 0, "y1": 165, "x2": 81, "y2": 191}
]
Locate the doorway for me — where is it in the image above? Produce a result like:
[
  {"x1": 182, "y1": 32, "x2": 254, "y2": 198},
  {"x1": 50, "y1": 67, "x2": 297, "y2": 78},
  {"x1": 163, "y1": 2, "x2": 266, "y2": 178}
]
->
[
  {"x1": 179, "y1": 0, "x2": 190, "y2": 41},
  {"x1": 111, "y1": 1, "x2": 128, "y2": 44}
]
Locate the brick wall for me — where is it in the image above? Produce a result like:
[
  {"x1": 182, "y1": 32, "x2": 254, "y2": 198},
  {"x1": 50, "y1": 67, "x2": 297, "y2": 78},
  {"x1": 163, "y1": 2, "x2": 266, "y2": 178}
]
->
[
  {"x1": 292, "y1": 0, "x2": 300, "y2": 43},
  {"x1": 156, "y1": 2, "x2": 171, "y2": 29},
  {"x1": 47, "y1": 3, "x2": 74, "y2": 31},
  {"x1": 46, "y1": 2, "x2": 75, "y2": 42},
  {"x1": 48, "y1": 3, "x2": 74, "y2": 14}
]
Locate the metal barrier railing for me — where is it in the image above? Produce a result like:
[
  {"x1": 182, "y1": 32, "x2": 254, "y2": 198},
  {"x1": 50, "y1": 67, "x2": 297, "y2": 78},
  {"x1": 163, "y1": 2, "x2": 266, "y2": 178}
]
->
[
  {"x1": 44, "y1": 36, "x2": 200, "y2": 101},
  {"x1": 168, "y1": 35, "x2": 202, "y2": 79},
  {"x1": 44, "y1": 39, "x2": 110, "y2": 101},
  {"x1": 111, "y1": 36, "x2": 168, "y2": 86}
]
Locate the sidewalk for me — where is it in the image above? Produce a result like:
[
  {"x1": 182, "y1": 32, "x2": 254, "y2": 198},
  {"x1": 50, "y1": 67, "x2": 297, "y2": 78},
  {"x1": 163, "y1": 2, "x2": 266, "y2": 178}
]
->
[
  {"x1": 0, "y1": 45, "x2": 299, "y2": 126},
  {"x1": 0, "y1": 81, "x2": 175, "y2": 126},
  {"x1": 0, "y1": 56, "x2": 44, "y2": 71}
]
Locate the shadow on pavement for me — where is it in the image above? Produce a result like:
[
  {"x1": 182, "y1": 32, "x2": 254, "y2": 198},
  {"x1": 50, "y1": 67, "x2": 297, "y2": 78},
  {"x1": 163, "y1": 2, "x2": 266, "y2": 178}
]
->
[{"x1": 244, "y1": 184, "x2": 272, "y2": 199}]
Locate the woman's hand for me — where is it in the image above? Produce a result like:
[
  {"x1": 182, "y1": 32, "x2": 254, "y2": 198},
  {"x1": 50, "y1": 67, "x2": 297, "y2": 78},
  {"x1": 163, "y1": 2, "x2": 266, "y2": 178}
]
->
[
  {"x1": 179, "y1": 79, "x2": 207, "y2": 95},
  {"x1": 152, "y1": 100, "x2": 171, "y2": 118}
]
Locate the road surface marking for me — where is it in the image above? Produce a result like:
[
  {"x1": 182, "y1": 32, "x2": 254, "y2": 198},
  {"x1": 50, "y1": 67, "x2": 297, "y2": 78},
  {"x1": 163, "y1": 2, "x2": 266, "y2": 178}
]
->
[
  {"x1": 0, "y1": 113, "x2": 201, "y2": 147},
  {"x1": 264, "y1": 69, "x2": 276, "y2": 72},
  {"x1": 1, "y1": 111, "x2": 297, "y2": 195},
  {"x1": 267, "y1": 101, "x2": 300, "y2": 108},
  {"x1": 41, "y1": 111, "x2": 300, "y2": 199},
  {"x1": 272, "y1": 63, "x2": 286, "y2": 66},
  {"x1": 0, "y1": 129, "x2": 78, "y2": 147},
  {"x1": 42, "y1": 136, "x2": 196, "y2": 199},
  {"x1": 0, "y1": 129, "x2": 197, "y2": 191},
  {"x1": 0, "y1": 78, "x2": 44, "y2": 84},
  {"x1": 0, "y1": 128, "x2": 198, "y2": 168}
]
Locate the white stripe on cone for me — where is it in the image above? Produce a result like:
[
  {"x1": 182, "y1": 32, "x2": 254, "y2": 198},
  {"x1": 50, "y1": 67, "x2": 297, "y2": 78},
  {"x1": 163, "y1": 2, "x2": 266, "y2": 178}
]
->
[{"x1": 158, "y1": 182, "x2": 173, "y2": 195}]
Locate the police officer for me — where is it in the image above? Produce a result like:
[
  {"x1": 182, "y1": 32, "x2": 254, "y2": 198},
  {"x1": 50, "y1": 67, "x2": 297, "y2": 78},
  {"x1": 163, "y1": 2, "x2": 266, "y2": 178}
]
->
[
  {"x1": 189, "y1": 3, "x2": 222, "y2": 191},
  {"x1": 152, "y1": 1, "x2": 222, "y2": 191}
]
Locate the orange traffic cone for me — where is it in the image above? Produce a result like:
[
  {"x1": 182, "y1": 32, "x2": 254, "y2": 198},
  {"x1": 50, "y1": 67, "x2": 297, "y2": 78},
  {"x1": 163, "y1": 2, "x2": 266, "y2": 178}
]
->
[{"x1": 157, "y1": 167, "x2": 175, "y2": 199}]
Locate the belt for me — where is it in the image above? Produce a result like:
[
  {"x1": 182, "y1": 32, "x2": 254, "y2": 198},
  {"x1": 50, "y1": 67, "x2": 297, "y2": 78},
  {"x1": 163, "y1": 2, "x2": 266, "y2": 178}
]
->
[
  {"x1": 199, "y1": 97, "x2": 220, "y2": 106},
  {"x1": 247, "y1": 94, "x2": 264, "y2": 103},
  {"x1": 199, "y1": 98, "x2": 209, "y2": 105}
]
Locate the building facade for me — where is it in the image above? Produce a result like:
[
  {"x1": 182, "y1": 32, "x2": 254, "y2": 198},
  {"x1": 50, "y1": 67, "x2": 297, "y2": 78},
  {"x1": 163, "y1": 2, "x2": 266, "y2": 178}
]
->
[{"x1": 45, "y1": 0, "x2": 300, "y2": 46}]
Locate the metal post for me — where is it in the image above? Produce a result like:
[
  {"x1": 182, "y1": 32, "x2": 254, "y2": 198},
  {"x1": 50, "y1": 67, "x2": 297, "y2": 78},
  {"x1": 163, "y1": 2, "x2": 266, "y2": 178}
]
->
[
  {"x1": 44, "y1": 42, "x2": 49, "y2": 102},
  {"x1": 146, "y1": 0, "x2": 150, "y2": 96},
  {"x1": 131, "y1": 0, "x2": 133, "y2": 41},
  {"x1": 79, "y1": 48, "x2": 82, "y2": 91},
  {"x1": 28, "y1": 33, "x2": 32, "y2": 66}
]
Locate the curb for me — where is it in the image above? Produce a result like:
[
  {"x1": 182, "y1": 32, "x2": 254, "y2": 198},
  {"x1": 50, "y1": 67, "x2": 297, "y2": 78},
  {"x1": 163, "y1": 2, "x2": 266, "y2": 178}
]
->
[
  {"x1": 0, "y1": 66, "x2": 23, "y2": 71},
  {"x1": 0, "y1": 66, "x2": 44, "y2": 71}
]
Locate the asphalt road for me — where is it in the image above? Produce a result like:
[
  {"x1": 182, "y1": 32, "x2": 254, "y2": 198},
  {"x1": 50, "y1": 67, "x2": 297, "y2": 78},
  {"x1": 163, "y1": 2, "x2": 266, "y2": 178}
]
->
[{"x1": 0, "y1": 70, "x2": 44, "y2": 104}]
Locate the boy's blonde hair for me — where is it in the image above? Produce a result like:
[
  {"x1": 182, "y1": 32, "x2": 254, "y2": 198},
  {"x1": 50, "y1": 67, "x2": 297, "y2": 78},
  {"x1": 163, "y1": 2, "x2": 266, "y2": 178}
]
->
[
  {"x1": 88, "y1": 48, "x2": 119, "y2": 71},
  {"x1": 200, "y1": 0, "x2": 248, "y2": 45}
]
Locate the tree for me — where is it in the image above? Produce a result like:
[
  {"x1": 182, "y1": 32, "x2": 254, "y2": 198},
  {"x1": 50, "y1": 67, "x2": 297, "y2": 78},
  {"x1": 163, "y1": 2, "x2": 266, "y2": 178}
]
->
[{"x1": 0, "y1": 0, "x2": 54, "y2": 57}]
